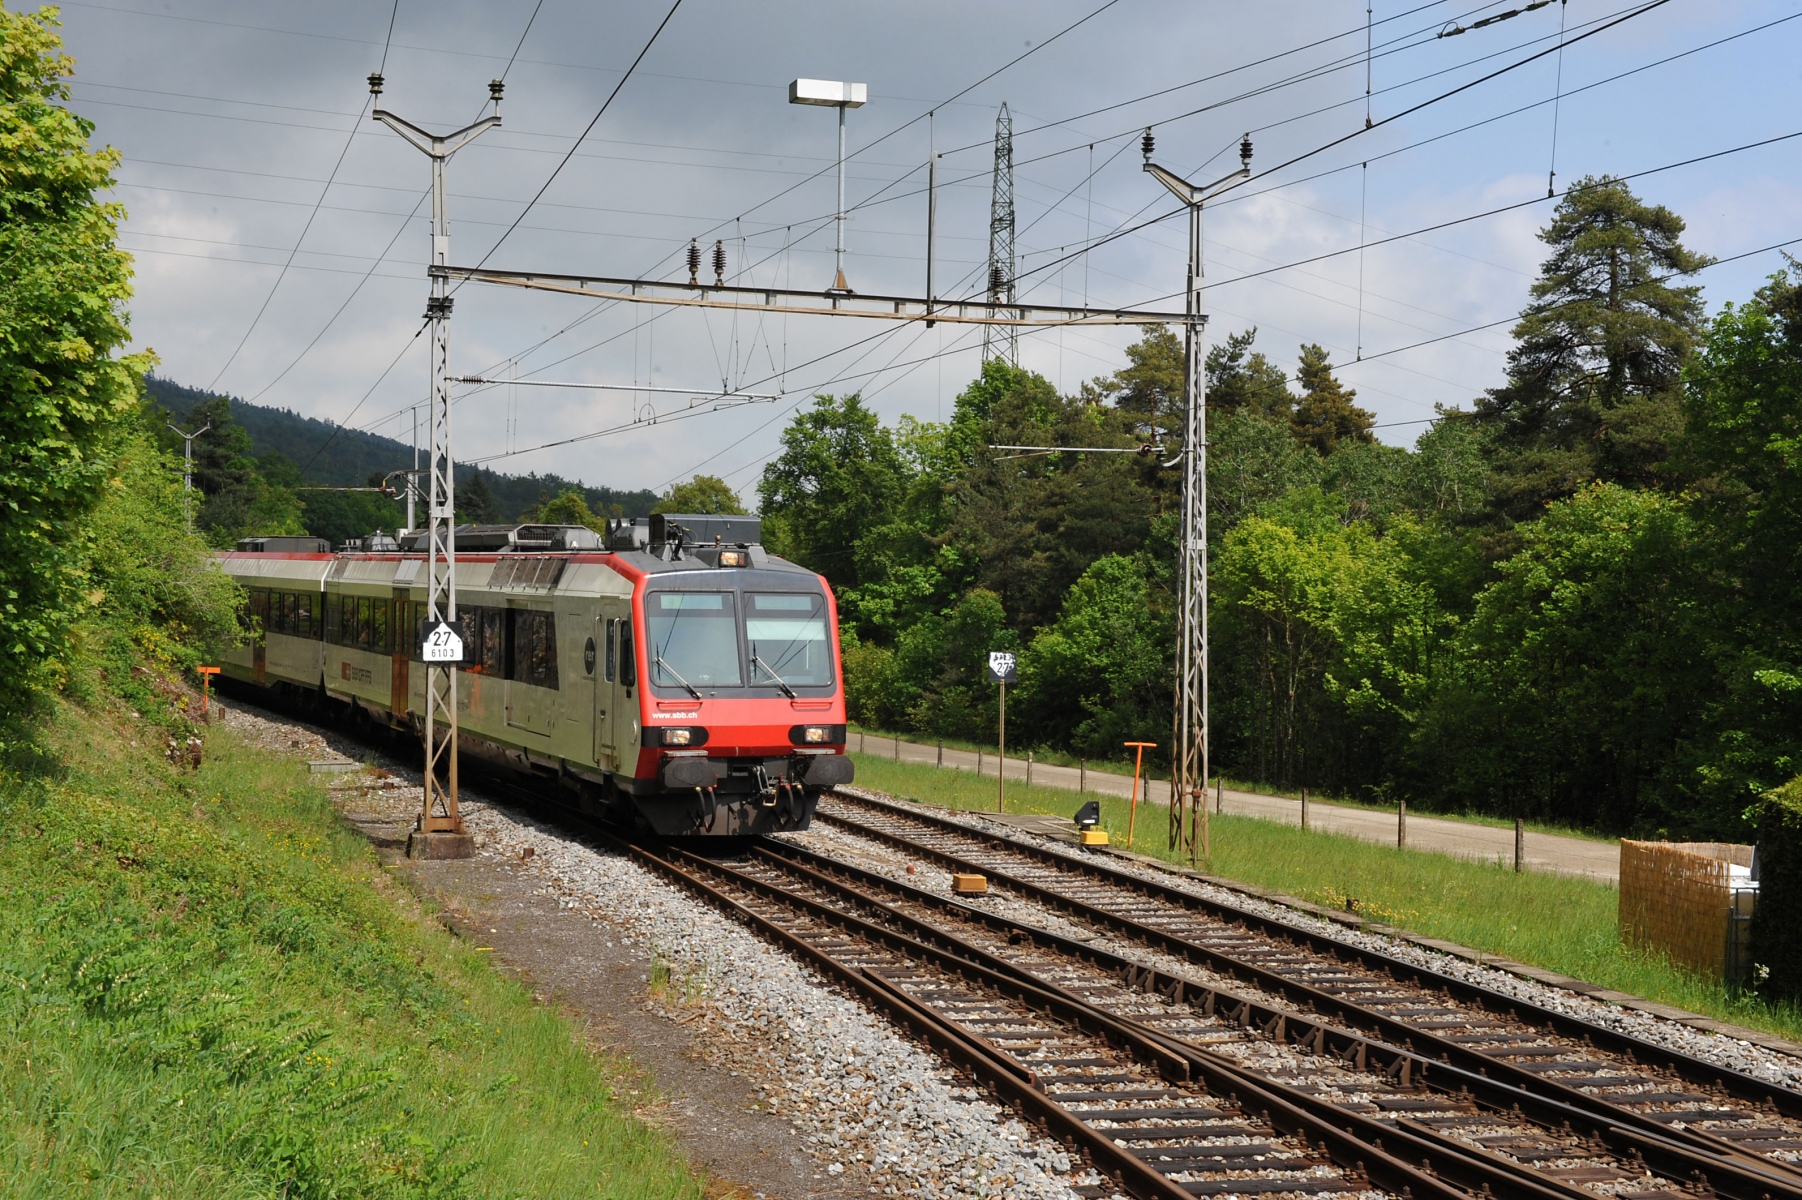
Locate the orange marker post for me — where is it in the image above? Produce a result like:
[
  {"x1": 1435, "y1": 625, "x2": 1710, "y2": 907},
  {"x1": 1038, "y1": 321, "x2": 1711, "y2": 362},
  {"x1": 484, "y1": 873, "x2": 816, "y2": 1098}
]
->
[
  {"x1": 1124, "y1": 741, "x2": 1157, "y2": 850},
  {"x1": 196, "y1": 666, "x2": 221, "y2": 714}
]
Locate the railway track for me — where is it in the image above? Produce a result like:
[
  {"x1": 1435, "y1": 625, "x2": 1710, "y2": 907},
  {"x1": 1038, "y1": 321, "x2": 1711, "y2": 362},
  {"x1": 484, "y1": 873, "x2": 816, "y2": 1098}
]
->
[
  {"x1": 806, "y1": 789, "x2": 1802, "y2": 1200},
  {"x1": 634, "y1": 838, "x2": 1474, "y2": 1200}
]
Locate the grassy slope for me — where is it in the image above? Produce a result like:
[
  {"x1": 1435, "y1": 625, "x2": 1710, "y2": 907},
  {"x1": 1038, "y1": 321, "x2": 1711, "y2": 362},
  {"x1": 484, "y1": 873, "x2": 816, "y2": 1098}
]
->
[
  {"x1": 0, "y1": 698, "x2": 704, "y2": 1200},
  {"x1": 846, "y1": 754, "x2": 1802, "y2": 1044}
]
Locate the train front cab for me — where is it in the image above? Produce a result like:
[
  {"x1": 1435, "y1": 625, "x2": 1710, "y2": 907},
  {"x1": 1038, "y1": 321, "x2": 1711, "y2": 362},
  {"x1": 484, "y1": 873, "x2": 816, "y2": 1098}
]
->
[{"x1": 609, "y1": 550, "x2": 853, "y2": 837}]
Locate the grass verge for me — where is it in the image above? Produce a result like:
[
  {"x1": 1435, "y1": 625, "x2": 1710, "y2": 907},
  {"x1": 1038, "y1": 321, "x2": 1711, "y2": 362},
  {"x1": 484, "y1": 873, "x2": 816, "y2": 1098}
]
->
[
  {"x1": 846, "y1": 753, "x2": 1802, "y2": 1045},
  {"x1": 844, "y1": 725, "x2": 1610, "y2": 842},
  {"x1": 0, "y1": 696, "x2": 706, "y2": 1200}
]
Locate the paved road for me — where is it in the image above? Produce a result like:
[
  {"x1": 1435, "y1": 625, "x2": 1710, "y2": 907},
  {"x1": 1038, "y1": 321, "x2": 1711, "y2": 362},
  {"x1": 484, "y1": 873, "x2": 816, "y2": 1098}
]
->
[{"x1": 849, "y1": 730, "x2": 1620, "y2": 885}]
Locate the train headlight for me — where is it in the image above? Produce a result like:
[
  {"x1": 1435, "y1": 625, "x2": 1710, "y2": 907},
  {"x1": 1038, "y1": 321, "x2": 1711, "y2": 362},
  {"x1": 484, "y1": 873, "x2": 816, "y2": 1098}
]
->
[
  {"x1": 664, "y1": 727, "x2": 694, "y2": 746},
  {"x1": 653, "y1": 727, "x2": 708, "y2": 747},
  {"x1": 718, "y1": 549, "x2": 748, "y2": 567},
  {"x1": 789, "y1": 723, "x2": 845, "y2": 746}
]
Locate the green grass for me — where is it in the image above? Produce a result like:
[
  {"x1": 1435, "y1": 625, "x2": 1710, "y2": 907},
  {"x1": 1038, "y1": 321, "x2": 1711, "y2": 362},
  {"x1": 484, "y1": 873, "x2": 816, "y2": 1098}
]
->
[
  {"x1": 846, "y1": 753, "x2": 1802, "y2": 1045},
  {"x1": 0, "y1": 696, "x2": 707, "y2": 1199},
  {"x1": 845, "y1": 724, "x2": 1611, "y2": 842}
]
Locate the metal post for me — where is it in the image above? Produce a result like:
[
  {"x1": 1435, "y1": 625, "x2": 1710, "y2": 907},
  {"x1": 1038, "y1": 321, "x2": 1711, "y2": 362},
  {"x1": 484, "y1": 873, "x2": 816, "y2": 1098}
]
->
[
  {"x1": 789, "y1": 80, "x2": 865, "y2": 294},
  {"x1": 937, "y1": 740, "x2": 943, "y2": 768},
  {"x1": 997, "y1": 680, "x2": 1006, "y2": 813},
  {"x1": 1026, "y1": 751, "x2": 1033, "y2": 786},
  {"x1": 1145, "y1": 132, "x2": 1251, "y2": 864},
  {"x1": 370, "y1": 74, "x2": 502, "y2": 858},
  {"x1": 407, "y1": 405, "x2": 418, "y2": 533},
  {"x1": 894, "y1": 733, "x2": 900, "y2": 762},
  {"x1": 1301, "y1": 787, "x2": 1310, "y2": 831},
  {"x1": 166, "y1": 421, "x2": 210, "y2": 523},
  {"x1": 1124, "y1": 741, "x2": 1156, "y2": 851},
  {"x1": 925, "y1": 149, "x2": 938, "y2": 325},
  {"x1": 1079, "y1": 759, "x2": 1086, "y2": 793},
  {"x1": 835, "y1": 102, "x2": 848, "y2": 292},
  {"x1": 1398, "y1": 799, "x2": 1407, "y2": 848},
  {"x1": 1217, "y1": 776, "x2": 1223, "y2": 814},
  {"x1": 1515, "y1": 817, "x2": 1525, "y2": 873}
]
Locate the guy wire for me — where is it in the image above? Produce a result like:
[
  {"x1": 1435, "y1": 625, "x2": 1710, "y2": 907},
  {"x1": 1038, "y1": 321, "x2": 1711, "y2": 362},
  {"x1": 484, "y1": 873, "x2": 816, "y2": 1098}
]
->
[
  {"x1": 1357, "y1": 161, "x2": 1368, "y2": 361},
  {"x1": 1548, "y1": 0, "x2": 1569, "y2": 196}
]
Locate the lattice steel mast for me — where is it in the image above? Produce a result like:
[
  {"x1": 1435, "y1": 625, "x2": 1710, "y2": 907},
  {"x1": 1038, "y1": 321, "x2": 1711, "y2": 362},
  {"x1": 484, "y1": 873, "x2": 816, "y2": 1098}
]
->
[
  {"x1": 984, "y1": 103, "x2": 1017, "y2": 365},
  {"x1": 1141, "y1": 128, "x2": 1252, "y2": 863},
  {"x1": 368, "y1": 72, "x2": 502, "y2": 858}
]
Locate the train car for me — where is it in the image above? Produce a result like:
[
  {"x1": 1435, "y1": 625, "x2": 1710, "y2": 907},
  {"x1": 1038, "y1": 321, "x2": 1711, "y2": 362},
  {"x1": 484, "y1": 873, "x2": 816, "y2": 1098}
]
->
[{"x1": 216, "y1": 515, "x2": 852, "y2": 836}]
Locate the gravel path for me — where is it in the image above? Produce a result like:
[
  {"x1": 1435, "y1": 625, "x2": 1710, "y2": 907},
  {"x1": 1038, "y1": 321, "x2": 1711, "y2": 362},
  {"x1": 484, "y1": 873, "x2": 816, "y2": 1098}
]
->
[
  {"x1": 833, "y1": 787, "x2": 1802, "y2": 1094},
  {"x1": 208, "y1": 698, "x2": 1099, "y2": 1200}
]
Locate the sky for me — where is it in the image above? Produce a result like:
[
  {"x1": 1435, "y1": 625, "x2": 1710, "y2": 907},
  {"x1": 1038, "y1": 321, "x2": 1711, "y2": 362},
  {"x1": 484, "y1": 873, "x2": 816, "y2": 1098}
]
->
[{"x1": 54, "y1": 0, "x2": 1802, "y2": 500}]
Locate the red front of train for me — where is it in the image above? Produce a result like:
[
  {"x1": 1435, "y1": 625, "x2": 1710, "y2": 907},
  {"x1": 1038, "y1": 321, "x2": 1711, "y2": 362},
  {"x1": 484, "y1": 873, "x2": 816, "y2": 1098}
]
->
[{"x1": 601, "y1": 527, "x2": 853, "y2": 837}]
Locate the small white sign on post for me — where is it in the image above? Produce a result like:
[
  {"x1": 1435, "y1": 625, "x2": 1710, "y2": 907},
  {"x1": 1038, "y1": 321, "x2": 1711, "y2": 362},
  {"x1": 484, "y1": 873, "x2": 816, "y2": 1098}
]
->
[
  {"x1": 421, "y1": 620, "x2": 465, "y2": 664},
  {"x1": 985, "y1": 651, "x2": 1018, "y2": 684}
]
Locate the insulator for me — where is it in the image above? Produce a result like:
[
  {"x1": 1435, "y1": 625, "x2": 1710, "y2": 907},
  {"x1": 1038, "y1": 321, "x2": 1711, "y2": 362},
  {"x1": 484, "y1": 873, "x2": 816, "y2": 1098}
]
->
[
  {"x1": 989, "y1": 264, "x2": 1005, "y2": 297},
  {"x1": 687, "y1": 238, "x2": 700, "y2": 287},
  {"x1": 712, "y1": 239, "x2": 726, "y2": 287},
  {"x1": 489, "y1": 78, "x2": 505, "y2": 103},
  {"x1": 1240, "y1": 134, "x2": 1253, "y2": 167},
  {"x1": 1141, "y1": 127, "x2": 1155, "y2": 160},
  {"x1": 367, "y1": 72, "x2": 385, "y2": 97}
]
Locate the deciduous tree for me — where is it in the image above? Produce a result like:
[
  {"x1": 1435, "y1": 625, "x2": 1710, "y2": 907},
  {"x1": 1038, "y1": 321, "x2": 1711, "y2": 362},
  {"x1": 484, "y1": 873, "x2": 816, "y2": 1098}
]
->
[{"x1": 0, "y1": 9, "x2": 146, "y2": 702}]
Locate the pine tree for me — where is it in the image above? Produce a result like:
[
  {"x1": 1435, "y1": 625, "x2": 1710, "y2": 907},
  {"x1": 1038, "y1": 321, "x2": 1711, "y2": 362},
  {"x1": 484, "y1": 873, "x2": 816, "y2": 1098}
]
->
[
  {"x1": 459, "y1": 469, "x2": 498, "y2": 523},
  {"x1": 1206, "y1": 328, "x2": 1293, "y2": 420},
  {"x1": 1290, "y1": 344, "x2": 1375, "y2": 454},
  {"x1": 1475, "y1": 176, "x2": 1711, "y2": 520}
]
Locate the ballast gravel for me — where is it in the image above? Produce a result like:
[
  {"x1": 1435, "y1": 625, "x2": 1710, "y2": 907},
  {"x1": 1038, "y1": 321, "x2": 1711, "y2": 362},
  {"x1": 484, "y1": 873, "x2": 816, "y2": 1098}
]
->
[
  {"x1": 832, "y1": 787, "x2": 1802, "y2": 1095},
  {"x1": 456, "y1": 800, "x2": 1098, "y2": 1200}
]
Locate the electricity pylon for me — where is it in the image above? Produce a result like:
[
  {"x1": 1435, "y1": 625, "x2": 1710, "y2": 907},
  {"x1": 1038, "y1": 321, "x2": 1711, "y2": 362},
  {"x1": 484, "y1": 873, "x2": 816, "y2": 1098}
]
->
[
  {"x1": 1142, "y1": 128, "x2": 1252, "y2": 864},
  {"x1": 984, "y1": 103, "x2": 1016, "y2": 365},
  {"x1": 367, "y1": 71, "x2": 502, "y2": 857}
]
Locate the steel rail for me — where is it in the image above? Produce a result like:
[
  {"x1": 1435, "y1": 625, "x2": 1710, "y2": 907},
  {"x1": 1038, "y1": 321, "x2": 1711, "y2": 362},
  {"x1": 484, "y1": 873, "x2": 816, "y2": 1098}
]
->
[
  {"x1": 636, "y1": 838, "x2": 1475, "y2": 1200},
  {"x1": 764, "y1": 836, "x2": 1802, "y2": 1196},
  {"x1": 757, "y1": 835, "x2": 1798, "y2": 1200},
  {"x1": 816, "y1": 790, "x2": 1802, "y2": 1198},
  {"x1": 745, "y1": 839, "x2": 1647, "y2": 1200}
]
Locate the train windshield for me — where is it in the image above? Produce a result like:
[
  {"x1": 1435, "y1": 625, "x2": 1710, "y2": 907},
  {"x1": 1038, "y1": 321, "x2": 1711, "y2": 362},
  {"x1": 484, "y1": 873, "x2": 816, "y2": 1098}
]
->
[
  {"x1": 647, "y1": 592, "x2": 742, "y2": 692},
  {"x1": 746, "y1": 592, "x2": 833, "y2": 687}
]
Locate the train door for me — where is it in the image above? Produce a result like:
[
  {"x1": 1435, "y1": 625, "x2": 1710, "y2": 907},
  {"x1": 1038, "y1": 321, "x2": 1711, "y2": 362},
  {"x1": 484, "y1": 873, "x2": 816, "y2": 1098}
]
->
[
  {"x1": 593, "y1": 615, "x2": 615, "y2": 769},
  {"x1": 250, "y1": 589, "x2": 269, "y2": 684},
  {"x1": 614, "y1": 614, "x2": 638, "y2": 753},
  {"x1": 390, "y1": 590, "x2": 410, "y2": 722}
]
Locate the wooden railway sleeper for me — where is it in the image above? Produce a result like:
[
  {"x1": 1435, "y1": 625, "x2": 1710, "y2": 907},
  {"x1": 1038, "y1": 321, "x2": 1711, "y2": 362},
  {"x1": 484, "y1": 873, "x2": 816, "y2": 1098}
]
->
[
  {"x1": 827, "y1": 791, "x2": 1802, "y2": 1131},
  {"x1": 661, "y1": 847, "x2": 1492, "y2": 1200},
  {"x1": 812, "y1": 802, "x2": 1802, "y2": 1190},
  {"x1": 746, "y1": 840, "x2": 1694, "y2": 1200}
]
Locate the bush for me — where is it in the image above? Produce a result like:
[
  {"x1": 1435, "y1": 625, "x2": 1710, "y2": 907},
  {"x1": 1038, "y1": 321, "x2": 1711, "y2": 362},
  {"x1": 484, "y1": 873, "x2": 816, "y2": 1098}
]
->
[{"x1": 1749, "y1": 775, "x2": 1802, "y2": 1002}]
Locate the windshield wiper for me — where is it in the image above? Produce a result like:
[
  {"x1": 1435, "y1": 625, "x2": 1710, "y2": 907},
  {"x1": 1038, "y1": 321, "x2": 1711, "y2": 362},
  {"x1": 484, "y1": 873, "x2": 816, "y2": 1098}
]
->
[
  {"x1": 751, "y1": 648, "x2": 798, "y2": 698},
  {"x1": 654, "y1": 654, "x2": 703, "y2": 699}
]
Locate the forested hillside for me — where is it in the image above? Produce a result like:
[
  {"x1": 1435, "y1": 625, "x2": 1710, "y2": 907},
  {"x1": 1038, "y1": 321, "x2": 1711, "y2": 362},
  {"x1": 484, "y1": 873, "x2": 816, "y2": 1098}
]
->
[
  {"x1": 760, "y1": 178, "x2": 1802, "y2": 841},
  {"x1": 145, "y1": 377, "x2": 660, "y2": 548}
]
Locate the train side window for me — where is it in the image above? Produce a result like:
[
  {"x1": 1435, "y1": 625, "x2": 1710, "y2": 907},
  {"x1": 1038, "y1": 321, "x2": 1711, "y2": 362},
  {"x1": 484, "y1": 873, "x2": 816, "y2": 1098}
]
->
[
  {"x1": 325, "y1": 594, "x2": 341, "y2": 644},
  {"x1": 504, "y1": 610, "x2": 559, "y2": 690},
  {"x1": 619, "y1": 618, "x2": 635, "y2": 695},
  {"x1": 281, "y1": 592, "x2": 297, "y2": 636},
  {"x1": 310, "y1": 592, "x2": 322, "y2": 639},
  {"x1": 482, "y1": 608, "x2": 505, "y2": 675},
  {"x1": 604, "y1": 617, "x2": 617, "y2": 682},
  {"x1": 371, "y1": 597, "x2": 389, "y2": 653},
  {"x1": 455, "y1": 605, "x2": 479, "y2": 669}
]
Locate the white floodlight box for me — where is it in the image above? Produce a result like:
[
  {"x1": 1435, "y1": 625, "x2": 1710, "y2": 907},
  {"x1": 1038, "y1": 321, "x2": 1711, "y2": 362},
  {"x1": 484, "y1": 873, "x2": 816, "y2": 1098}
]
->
[{"x1": 789, "y1": 78, "x2": 866, "y2": 107}]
